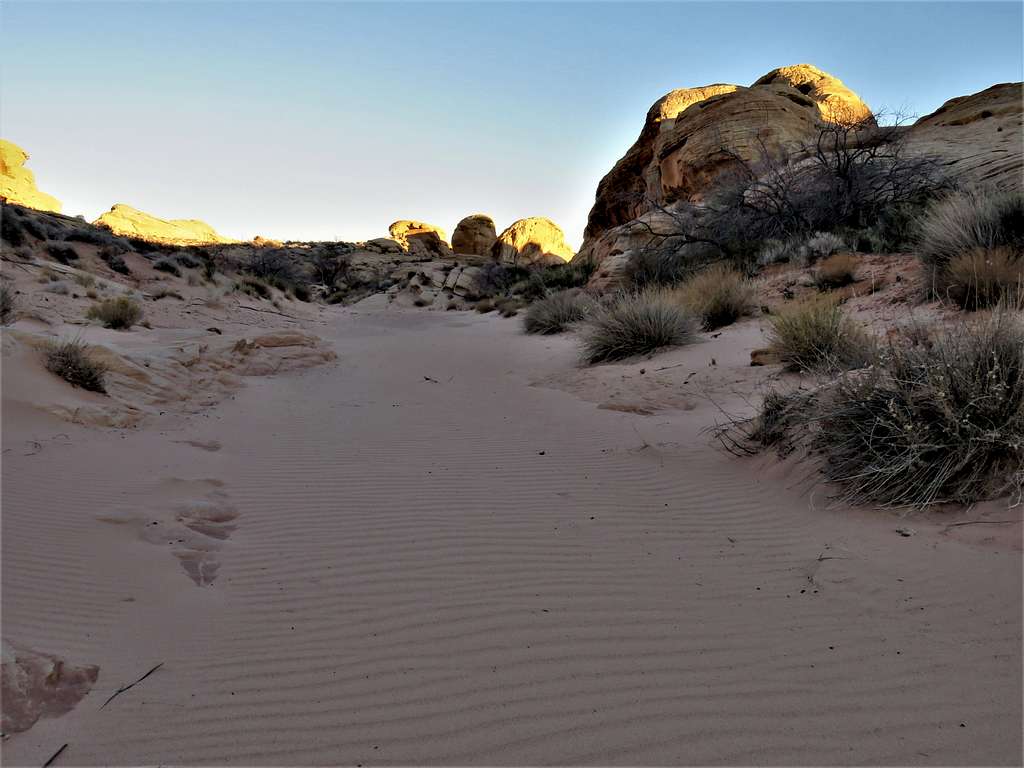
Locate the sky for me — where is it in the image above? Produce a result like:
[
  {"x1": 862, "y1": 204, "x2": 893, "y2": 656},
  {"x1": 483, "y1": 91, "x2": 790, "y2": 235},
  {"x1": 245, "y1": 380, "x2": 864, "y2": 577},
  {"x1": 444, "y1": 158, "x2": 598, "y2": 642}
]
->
[{"x1": 1, "y1": 2, "x2": 1021, "y2": 248}]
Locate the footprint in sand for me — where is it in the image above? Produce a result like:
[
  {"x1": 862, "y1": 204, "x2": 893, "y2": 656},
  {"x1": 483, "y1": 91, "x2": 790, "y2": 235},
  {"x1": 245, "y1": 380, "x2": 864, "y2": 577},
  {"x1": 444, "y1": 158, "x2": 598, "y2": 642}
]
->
[
  {"x1": 98, "y1": 479, "x2": 239, "y2": 587},
  {"x1": 1, "y1": 640, "x2": 99, "y2": 734}
]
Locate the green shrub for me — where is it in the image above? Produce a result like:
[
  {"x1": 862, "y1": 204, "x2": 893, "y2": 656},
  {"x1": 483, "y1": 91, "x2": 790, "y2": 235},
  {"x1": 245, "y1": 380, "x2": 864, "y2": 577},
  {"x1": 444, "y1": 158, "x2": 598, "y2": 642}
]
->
[
  {"x1": 44, "y1": 338, "x2": 107, "y2": 393},
  {"x1": 581, "y1": 288, "x2": 697, "y2": 364},
  {"x1": 523, "y1": 289, "x2": 595, "y2": 334},
  {"x1": 86, "y1": 296, "x2": 143, "y2": 329},
  {"x1": 536, "y1": 261, "x2": 595, "y2": 291},
  {"x1": 675, "y1": 263, "x2": 756, "y2": 330},
  {"x1": 767, "y1": 294, "x2": 875, "y2": 372}
]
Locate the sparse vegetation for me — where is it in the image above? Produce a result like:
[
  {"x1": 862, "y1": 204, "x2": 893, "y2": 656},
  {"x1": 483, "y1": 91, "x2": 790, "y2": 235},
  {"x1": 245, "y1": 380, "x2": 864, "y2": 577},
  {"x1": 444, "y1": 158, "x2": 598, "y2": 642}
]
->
[
  {"x1": 99, "y1": 246, "x2": 131, "y2": 275},
  {"x1": 44, "y1": 338, "x2": 107, "y2": 393},
  {"x1": 151, "y1": 288, "x2": 184, "y2": 301},
  {"x1": 675, "y1": 263, "x2": 756, "y2": 330},
  {"x1": 523, "y1": 289, "x2": 596, "y2": 334},
  {"x1": 86, "y1": 296, "x2": 143, "y2": 329},
  {"x1": 581, "y1": 288, "x2": 697, "y2": 364},
  {"x1": 73, "y1": 273, "x2": 96, "y2": 289},
  {"x1": 45, "y1": 242, "x2": 79, "y2": 264},
  {"x1": 1, "y1": 206, "x2": 26, "y2": 246},
  {"x1": 767, "y1": 294, "x2": 875, "y2": 372},
  {"x1": 1, "y1": 281, "x2": 15, "y2": 324},
  {"x1": 813, "y1": 252, "x2": 860, "y2": 290},
  {"x1": 475, "y1": 298, "x2": 495, "y2": 313},
  {"x1": 153, "y1": 257, "x2": 181, "y2": 276}
]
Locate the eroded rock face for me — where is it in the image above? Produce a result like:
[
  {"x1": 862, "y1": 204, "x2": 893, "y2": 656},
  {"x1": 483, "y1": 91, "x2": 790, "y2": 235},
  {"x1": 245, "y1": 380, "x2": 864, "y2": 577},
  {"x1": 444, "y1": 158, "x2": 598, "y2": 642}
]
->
[
  {"x1": 582, "y1": 65, "x2": 873, "y2": 245},
  {"x1": 491, "y1": 217, "x2": 574, "y2": 266},
  {"x1": 451, "y1": 214, "x2": 497, "y2": 256},
  {"x1": 0, "y1": 140, "x2": 62, "y2": 213},
  {"x1": 1, "y1": 640, "x2": 99, "y2": 733},
  {"x1": 388, "y1": 220, "x2": 453, "y2": 258},
  {"x1": 95, "y1": 204, "x2": 234, "y2": 246},
  {"x1": 906, "y1": 82, "x2": 1023, "y2": 191}
]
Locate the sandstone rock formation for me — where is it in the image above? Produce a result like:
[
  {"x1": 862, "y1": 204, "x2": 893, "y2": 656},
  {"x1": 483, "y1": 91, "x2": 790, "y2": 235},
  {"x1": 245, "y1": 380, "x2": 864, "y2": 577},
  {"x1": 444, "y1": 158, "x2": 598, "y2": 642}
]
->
[
  {"x1": 0, "y1": 140, "x2": 61, "y2": 213},
  {"x1": 582, "y1": 65, "x2": 872, "y2": 245},
  {"x1": 95, "y1": 204, "x2": 234, "y2": 246},
  {"x1": 905, "y1": 82, "x2": 1023, "y2": 191},
  {"x1": 492, "y1": 217, "x2": 575, "y2": 266},
  {"x1": 451, "y1": 214, "x2": 497, "y2": 256},
  {"x1": 388, "y1": 220, "x2": 453, "y2": 258}
]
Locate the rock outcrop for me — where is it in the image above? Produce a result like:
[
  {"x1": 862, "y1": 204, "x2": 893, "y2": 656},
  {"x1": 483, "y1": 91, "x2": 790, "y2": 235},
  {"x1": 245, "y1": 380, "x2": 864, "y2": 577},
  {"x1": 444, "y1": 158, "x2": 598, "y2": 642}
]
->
[
  {"x1": 451, "y1": 214, "x2": 497, "y2": 256},
  {"x1": 905, "y1": 82, "x2": 1023, "y2": 191},
  {"x1": 94, "y1": 204, "x2": 234, "y2": 245},
  {"x1": 388, "y1": 220, "x2": 453, "y2": 258},
  {"x1": 0, "y1": 140, "x2": 61, "y2": 214},
  {"x1": 492, "y1": 217, "x2": 574, "y2": 266},
  {"x1": 582, "y1": 65, "x2": 872, "y2": 245}
]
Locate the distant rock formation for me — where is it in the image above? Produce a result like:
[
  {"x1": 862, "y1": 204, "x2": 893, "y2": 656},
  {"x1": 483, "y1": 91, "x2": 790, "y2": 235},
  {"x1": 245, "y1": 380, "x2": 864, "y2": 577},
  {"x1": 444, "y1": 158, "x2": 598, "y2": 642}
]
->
[
  {"x1": 388, "y1": 220, "x2": 453, "y2": 258},
  {"x1": 582, "y1": 64, "x2": 872, "y2": 246},
  {"x1": 0, "y1": 140, "x2": 61, "y2": 213},
  {"x1": 492, "y1": 217, "x2": 575, "y2": 266},
  {"x1": 94, "y1": 204, "x2": 235, "y2": 245},
  {"x1": 905, "y1": 82, "x2": 1023, "y2": 191},
  {"x1": 451, "y1": 214, "x2": 497, "y2": 256}
]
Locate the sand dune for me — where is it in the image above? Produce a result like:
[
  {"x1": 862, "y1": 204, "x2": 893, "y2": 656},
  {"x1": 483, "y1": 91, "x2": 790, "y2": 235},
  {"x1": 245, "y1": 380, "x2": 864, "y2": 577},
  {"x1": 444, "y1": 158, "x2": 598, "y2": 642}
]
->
[{"x1": 2, "y1": 304, "x2": 1021, "y2": 765}]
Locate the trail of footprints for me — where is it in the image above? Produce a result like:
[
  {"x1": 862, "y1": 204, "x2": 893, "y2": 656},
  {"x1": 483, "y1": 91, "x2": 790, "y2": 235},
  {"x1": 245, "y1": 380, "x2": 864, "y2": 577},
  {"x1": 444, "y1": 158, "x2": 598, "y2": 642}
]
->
[{"x1": 99, "y1": 478, "x2": 239, "y2": 586}]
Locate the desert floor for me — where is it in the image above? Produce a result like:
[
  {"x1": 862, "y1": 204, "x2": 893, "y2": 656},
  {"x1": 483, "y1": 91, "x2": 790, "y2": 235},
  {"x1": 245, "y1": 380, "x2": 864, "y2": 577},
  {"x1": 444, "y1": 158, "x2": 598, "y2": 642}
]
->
[{"x1": 2, "y1": 300, "x2": 1022, "y2": 766}]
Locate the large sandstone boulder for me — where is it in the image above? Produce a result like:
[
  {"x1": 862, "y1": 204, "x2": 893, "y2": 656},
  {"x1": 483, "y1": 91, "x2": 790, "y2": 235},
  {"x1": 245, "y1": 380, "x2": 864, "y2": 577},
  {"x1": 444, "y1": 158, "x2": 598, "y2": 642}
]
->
[
  {"x1": 491, "y1": 217, "x2": 575, "y2": 266},
  {"x1": 451, "y1": 214, "x2": 497, "y2": 256},
  {"x1": 0, "y1": 140, "x2": 61, "y2": 213},
  {"x1": 388, "y1": 220, "x2": 452, "y2": 258},
  {"x1": 582, "y1": 65, "x2": 872, "y2": 245},
  {"x1": 94, "y1": 204, "x2": 234, "y2": 245},
  {"x1": 905, "y1": 82, "x2": 1023, "y2": 191}
]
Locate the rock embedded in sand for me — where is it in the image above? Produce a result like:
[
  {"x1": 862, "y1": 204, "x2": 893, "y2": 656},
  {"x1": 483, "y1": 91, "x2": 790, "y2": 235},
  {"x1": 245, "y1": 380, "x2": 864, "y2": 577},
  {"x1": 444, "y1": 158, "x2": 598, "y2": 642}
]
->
[
  {"x1": 0, "y1": 139, "x2": 62, "y2": 213},
  {"x1": 451, "y1": 214, "x2": 498, "y2": 256},
  {"x1": 94, "y1": 203, "x2": 235, "y2": 246},
  {"x1": 491, "y1": 217, "x2": 575, "y2": 266},
  {"x1": 388, "y1": 220, "x2": 453, "y2": 258},
  {"x1": 1, "y1": 639, "x2": 99, "y2": 733}
]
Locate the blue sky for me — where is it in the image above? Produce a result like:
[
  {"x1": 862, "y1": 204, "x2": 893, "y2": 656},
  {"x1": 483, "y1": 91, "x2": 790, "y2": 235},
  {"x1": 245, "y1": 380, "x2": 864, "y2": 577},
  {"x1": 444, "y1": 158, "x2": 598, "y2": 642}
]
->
[{"x1": 2, "y1": 2, "x2": 1021, "y2": 247}]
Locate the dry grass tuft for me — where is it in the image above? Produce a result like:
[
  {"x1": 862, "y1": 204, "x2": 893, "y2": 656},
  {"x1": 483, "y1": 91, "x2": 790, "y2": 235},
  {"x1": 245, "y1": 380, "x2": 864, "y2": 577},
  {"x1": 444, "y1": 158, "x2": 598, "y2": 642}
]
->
[
  {"x1": 581, "y1": 288, "x2": 697, "y2": 364},
  {"x1": 918, "y1": 188, "x2": 1024, "y2": 274},
  {"x1": 86, "y1": 296, "x2": 143, "y2": 329},
  {"x1": 523, "y1": 289, "x2": 595, "y2": 334},
  {"x1": 675, "y1": 263, "x2": 755, "y2": 330},
  {"x1": 44, "y1": 338, "x2": 107, "y2": 393},
  {"x1": 767, "y1": 294, "x2": 875, "y2": 372},
  {"x1": 944, "y1": 247, "x2": 1022, "y2": 310},
  {"x1": 813, "y1": 253, "x2": 860, "y2": 290}
]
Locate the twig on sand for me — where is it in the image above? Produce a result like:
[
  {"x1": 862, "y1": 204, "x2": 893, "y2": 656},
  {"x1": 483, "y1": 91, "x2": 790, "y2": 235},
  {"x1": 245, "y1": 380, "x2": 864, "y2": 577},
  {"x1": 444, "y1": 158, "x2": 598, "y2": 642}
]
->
[
  {"x1": 99, "y1": 662, "x2": 164, "y2": 710},
  {"x1": 234, "y1": 305, "x2": 298, "y2": 320},
  {"x1": 943, "y1": 519, "x2": 1017, "y2": 532},
  {"x1": 42, "y1": 743, "x2": 68, "y2": 767},
  {"x1": 423, "y1": 375, "x2": 439, "y2": 383}
]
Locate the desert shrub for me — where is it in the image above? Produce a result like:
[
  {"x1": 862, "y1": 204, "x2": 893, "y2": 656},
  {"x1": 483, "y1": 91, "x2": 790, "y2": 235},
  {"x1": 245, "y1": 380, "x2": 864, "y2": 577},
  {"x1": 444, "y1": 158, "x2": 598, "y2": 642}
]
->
[
  {"x1": 756, "y1": 239, "x2": 792, "y2": 267},
  {"x1": 537, "y1": 261, "x2": 595, "y2": 291},
  {"x1": 173, "y1": 251, "x2": 202, "y2": 269},
  {"x1": 20, "y1": 215, "x2": 51, "y2": 241},
  {"x1": 474, "y1": 262, "x2": 530, "y2": 299},
  {"x1": 153, "y1": 257, "x2": 181, "y2": 276},
  {"x1": 45, "y1": 281, "x2": 70, "y2": 295},
  {"x1": 815, "y1": 311, "x2": 1024, "y2": 506},
  {"x1": 86, "y1": 296, "x2": 143, "y2": 329},
  {"x1": 944, "y1": 247, "x2": 1023, "y2": 310},
  {"x1": 240, "y1": 277, "x2": 271, "y2": 299},
  {"x1": 1, "y1": 281, "x2": 15, "y2": 324},
  {"x1": 125, "y1": 237, "x2": 160, "y2": 254},
  {"x1": 65, "y1": 228, "x2": 114, "y2": 246},
  {"x1": 767, "y1": 294, "x2": 875, "y2": 372},
  {"x1": 918, "y1": 189, "x2": 1024, "y2": 275},
  {"x1": 292, "y1": 283, "x2": 311, "y2": 302},
  {"x1": 625, "y1": 240, "x2": 714, "y2": 287},
  {"x1": 151, "y1": 288, "x2": 184, "y2": 301},
  {"x1": 310, "y1": 247, "x2": 352, "y2": 287},
  {"x1": 800, "y1": 231, "x2": 847, "y2": 264},
  {"x1": 246, "y1": 249, "x2": 297, "y2": 281},
  {"x1": 45, "y1": 242, "x2": 79, "y2": 264},
  {"x1": 44, "y1": 338, "x2": 107, "y2": 393},
  {"x1": 495, "y1": 296, "x2": 526, "y2": 317},
  {"x1": 523, "y1": 289, "x2": 595, "y2": 334},
  {"x1": 99, "y1": 246, "x2": 131, "y2": 275},
  {"x1": 1, "y1": 207, "x2": 25, "y2": 246},
  {"x1": 675, "y1": 263, "x2": 756, "y2": 330},
  {"x1": 813, "y1": 253, "x2": 860, "y2": 290},
  {"x1": 511, "y1": 272, "x2": 548, "y2": 302},
  {"x1": 73, "y1": 273, "x2": 96, "y2": 289},
  {"x1": 581, "y1": 288, "x2": 698, "y2": 364},
  {"x1": 475, "y1": 298, "x2": 495, "y2": 313}
]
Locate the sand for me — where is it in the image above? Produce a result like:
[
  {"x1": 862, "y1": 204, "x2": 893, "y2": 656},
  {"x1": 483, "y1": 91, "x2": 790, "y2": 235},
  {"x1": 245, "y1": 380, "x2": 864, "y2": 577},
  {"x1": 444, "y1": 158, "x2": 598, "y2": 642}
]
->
[{"x1": 2, "y1": 299, "x2": 1022, "y2": 765}]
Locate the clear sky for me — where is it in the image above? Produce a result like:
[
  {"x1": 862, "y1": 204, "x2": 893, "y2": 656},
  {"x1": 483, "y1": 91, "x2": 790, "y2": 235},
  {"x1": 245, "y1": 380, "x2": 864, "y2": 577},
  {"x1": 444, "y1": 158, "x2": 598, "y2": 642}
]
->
[{"x1": 2, "y1": 2, "x2": 1021, "y2": 247}]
